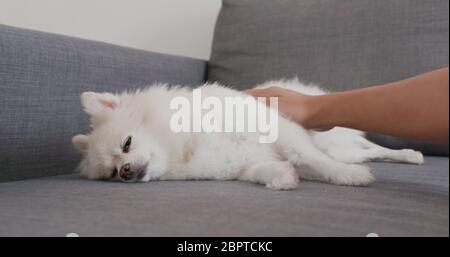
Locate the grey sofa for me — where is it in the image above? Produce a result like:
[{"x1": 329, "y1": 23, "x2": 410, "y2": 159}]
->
[{"x1": 0, "y1": 1, "x2": 448, "y2": 237}]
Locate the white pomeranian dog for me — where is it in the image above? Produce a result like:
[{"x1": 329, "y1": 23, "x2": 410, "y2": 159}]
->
[{"x1": 72, "y1": 79, "x2": 424, "y2": 190}]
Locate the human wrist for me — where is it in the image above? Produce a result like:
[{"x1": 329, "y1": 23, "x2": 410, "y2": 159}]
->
[
  {"x1": 304, "y1": 93, "x2": 341, "y2": 130},
  {"x1": 291, "y1": 94, "x2": 328, "y2": 130}
]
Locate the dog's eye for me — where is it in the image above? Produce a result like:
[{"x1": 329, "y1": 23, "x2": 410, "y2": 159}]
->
[{"x1": 122, "y1": 136, "x2": 132, "y2": 153}]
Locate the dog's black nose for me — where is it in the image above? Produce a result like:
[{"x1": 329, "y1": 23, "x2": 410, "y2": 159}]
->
[{"x1": 119, "y1": 163, "x2": 134, "y2": 182}]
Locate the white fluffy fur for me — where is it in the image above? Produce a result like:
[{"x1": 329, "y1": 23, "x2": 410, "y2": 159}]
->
[{"x1": 72, "y1": 79, "x2": 424, "y2": 190}]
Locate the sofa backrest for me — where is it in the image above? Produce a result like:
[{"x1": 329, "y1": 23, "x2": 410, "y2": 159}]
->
[{"x1": 0, "y1": 25, "x2": 206, "y2": 182}]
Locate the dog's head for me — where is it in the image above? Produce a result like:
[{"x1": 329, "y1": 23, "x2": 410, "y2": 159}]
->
[{"x1": 72, "y1": 92, "x2": 168, "y2": 182}]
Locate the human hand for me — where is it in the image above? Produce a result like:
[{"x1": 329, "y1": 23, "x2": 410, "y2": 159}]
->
[{"x1": 244, "y1": 86, "x2": 332, "y2": 131}]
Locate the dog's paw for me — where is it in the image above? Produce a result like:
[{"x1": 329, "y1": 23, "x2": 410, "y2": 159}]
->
[
  {"x1": 400, "y1": 149, "x2": 424, "y2": 165},
  {"x1": 328, "y1": 164, "x2": 375, "y2": 186},
  {"x1": 266, "y1": 163, "x2": 299, "y2": 190}
]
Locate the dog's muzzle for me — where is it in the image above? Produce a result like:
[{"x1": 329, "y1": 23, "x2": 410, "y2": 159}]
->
[{"x1": 118, "y1": 163, "x2": 148, "y2": 182}]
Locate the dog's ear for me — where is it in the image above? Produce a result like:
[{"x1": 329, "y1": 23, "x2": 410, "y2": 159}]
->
[
  {"x1": 72, "y1": 134, "x2": 89, "y2": 153},
  {"x1": 81, "y1": 91, "x2": 120, "y2": 126}
]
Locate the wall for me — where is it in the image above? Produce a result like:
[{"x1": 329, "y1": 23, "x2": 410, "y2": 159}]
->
[{"x1": 0, "y1": 0, "x2": 221, "y2": 59}]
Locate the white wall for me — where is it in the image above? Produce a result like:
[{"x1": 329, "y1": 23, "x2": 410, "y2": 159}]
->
[{"x1": 0, "y1": 0, "x2": 221, "y2": 59}]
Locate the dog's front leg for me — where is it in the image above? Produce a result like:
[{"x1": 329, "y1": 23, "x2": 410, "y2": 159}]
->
[{"x1": 239, "y1": 161, "x2": 299, "y2": 190}]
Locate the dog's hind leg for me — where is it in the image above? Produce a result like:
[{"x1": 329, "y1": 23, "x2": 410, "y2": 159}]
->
[
  {"x1": 350, "y1": 137, "x2": 424, "y2": 165},
  {"x1": 276, "y1": 120, "x2": 375, "y2": 186}
]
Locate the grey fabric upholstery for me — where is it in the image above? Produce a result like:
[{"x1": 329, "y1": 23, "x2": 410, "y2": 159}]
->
[
  {"x1": 0, "y1": 25, "x2": 206, "y2": 182},
  {"x1": 0, "y1": 157, "x2": 447, "y2": 236},
  {"x1": 208, "y1": 0, "x2": 449, "y2": 156},
  {"x1": 367, "y1": 134, "x2": 449, "y2": 156}
]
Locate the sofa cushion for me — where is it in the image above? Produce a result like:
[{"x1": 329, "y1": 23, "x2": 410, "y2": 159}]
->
[
  {"x1": 208, "y1": 0, "x2": 449, "y2": 155},
  {"x1": 0, "y1": 157, "x2": 447, "y2": 236},
  {"x1": 0, "y1": 25, "x2": 206, "y2": 182}
]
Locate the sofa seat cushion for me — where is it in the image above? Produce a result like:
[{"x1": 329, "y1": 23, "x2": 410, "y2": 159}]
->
[{"x1": 0, "y1": 157, "x2": 448, "y2": 236}]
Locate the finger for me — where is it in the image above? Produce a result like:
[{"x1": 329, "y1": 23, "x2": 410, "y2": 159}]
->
[
  {"x1": 243, "y1": 88, "x2": 274, "y2": 97},
  {"x1": 243, "y1": 88, "x2": 262, "y2": 95}
]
